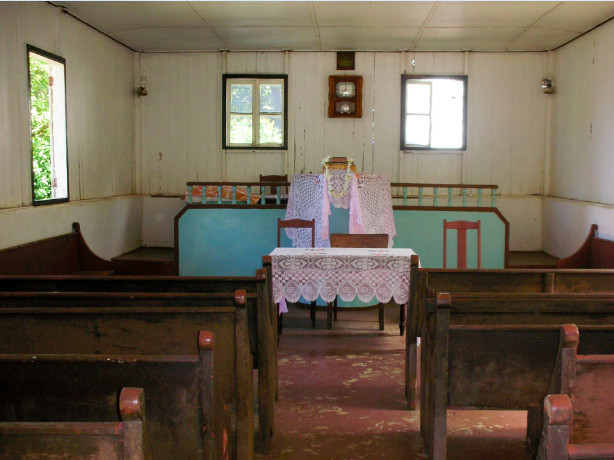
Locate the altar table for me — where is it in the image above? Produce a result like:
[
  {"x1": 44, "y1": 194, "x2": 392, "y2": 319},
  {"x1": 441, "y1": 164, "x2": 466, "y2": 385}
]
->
[{"x1": 271, "y1": 247, "x2": 416, "y2": 330}]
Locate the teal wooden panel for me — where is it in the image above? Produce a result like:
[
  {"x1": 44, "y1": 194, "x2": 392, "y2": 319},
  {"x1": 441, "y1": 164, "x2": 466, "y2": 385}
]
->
[
  {"x1": 179, "y1": 208, "x2": 286, "y2": 276},
  {"x1": 392, "y1": 210, "x2": 505, "y2": 268}
]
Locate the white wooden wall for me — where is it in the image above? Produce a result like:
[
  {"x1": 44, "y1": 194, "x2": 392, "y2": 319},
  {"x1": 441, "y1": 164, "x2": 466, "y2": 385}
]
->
[
  {"x1": 550, "y1": 19, "x2": 614, "y2": 205},
  {"x1": 0, "y1": 3, "x2": 139, "y2": 256},
  {"x1": 137, "y1": 50, "x2": 547, "y2": 196},
  {"x1": 0, "y1": 2, "x2": 135, "y2": 209}
]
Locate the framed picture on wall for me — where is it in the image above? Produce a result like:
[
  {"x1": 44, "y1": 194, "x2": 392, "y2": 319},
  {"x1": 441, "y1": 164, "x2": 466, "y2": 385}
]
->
[{"x1": 336, "y1": 52, "x2": 355, "y2": 71}]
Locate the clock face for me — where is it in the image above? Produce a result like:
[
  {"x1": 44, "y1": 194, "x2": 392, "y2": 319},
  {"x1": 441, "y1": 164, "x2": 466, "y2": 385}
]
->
[{"x1": 335, "y1": 81, "x2": 356, "y2": 98}]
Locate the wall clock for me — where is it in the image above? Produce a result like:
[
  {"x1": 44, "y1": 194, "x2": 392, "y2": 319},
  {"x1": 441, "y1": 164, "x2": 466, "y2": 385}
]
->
[{"x1": 328, "y1": 75, "x2": 362, "y2": 118}]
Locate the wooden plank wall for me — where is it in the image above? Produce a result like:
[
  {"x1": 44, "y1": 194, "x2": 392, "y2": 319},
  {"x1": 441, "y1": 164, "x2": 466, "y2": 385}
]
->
[
  {"x1": 137, "y1": 50, "x2": 547, "y2": 197},
  {"x1": 0, "y1": 2, "x2": 135, "y2": 209}
]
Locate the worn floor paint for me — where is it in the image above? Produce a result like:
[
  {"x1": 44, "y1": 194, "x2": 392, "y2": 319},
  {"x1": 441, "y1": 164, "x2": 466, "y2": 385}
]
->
[{"x1": 258, "y1": 305, "x2": 527, "y2": 459}]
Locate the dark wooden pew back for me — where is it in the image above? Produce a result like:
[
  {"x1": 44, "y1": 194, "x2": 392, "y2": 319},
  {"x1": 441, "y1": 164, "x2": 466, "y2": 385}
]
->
[
  {"x1": 538, "y1": 325, "x2": 614, "y2": 459},
  {"x1": 0, "y1": 333, "x2": 219, "y2": 460},
  {"x1": 0, "y1": 222, "x2": 112, "y2": 275},
  {"x1": 405, "y1": 268, "x2": 614, "y2": 410},
  {"x1": 0, "y1": 291, "x2": 252, "y2": 460},
  {"x1": 0, "y1": 387, "x2": 148, "y2": 460},
  {"x1": 421, "y1": 293, "x2": 614, "y2": 460},
  {"x1": 0, "y1": 272, "x2": 275, "y2": 454}
]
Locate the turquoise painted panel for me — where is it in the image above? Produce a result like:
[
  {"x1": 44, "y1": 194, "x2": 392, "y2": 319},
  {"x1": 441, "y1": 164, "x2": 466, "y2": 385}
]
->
[
  {"x1": 392, "y1": 210, "x2": 505, "y2": 268},
  {"x1": 178, "y1": 207, "x2": 506, "y2": 298},
  {"x1": 179, "y1": 208, "x2": 286, "y2": 276}
]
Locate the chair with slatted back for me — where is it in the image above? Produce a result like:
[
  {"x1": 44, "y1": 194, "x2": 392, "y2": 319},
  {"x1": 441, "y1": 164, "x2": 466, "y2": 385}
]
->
[
  {"x1": 277, "y1": 218, "x2": 317, "y2": 330},
  {"x1": 260, "y1": 174, "x2": 289, "y2": 202},
  {"x1": 443, "y1": 220, "x2": 481, "y2": 269},
  {"x1": 329, "y1": 233, "x2": 389, "y2": 330}
]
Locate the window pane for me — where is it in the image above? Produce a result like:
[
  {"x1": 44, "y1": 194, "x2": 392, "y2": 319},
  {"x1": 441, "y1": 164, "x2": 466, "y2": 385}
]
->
[
  {"x1": 260, "y1": 84, "x2": 282, "y2": 113},
  {"x1": 29, "y1": 49, "x2": 68, "y2": 203},
  {"x1": 431, "y1": 80, "x2": 464, "y2": 149},
  {"x1": 260, "y1": 115, "x2": 283, "y2": 144},
  {"x1": 406, "y1": 82, "x2": 431, "y2": 114},
  {"x1": 230, "y1": 84, "x2": 252, "y2": 113},
  {"x1": 405, "y1": 115, "x2": 430, "y2": 146},
  {"x1": 229, "y1": 114, "x2": 252, "y2": 144}
]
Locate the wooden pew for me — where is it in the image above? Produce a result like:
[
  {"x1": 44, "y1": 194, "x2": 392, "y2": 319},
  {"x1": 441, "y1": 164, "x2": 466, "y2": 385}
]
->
[
  {"x1": 0, "y1": 331, "x2": 220, "y2": 460},
  {"x1": 557, "y1": 224, "x2": 614, "y2": 269},
  {"x1": 0, "y1": 270, "x2": 276, "y2": 454},
  {"x1": 406, "y1": 267, "x2": 614, "y2": 410},
  {"x1": 537, "y1": 324, "x2": 614, "y2": 459},
  {"x1": 0, "y1": 387, "x2": 149, "y2": 460},
  {"x1": 0, "y1": 222, "x2": 113, "y2": 275},
  {"x1": 0, "y1": 291, "x2": 253, "y2": 460},
  {"x1": 421, "y1": 293, "x2": 614, "y2": 460}
]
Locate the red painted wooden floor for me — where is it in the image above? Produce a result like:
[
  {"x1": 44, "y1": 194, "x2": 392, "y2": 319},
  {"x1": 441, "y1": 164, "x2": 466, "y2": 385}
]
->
[{"x1": 258, "y1": 305, "x2": 527, "y2": 459}]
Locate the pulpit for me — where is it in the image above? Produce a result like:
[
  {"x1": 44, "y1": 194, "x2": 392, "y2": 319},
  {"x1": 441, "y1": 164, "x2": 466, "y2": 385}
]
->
[{"x1": 283, "y1": 157, "x2": 396, "y2": 247}]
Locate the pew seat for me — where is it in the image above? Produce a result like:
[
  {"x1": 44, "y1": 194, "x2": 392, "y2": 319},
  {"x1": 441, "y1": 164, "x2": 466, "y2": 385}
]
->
[
  {"x1": 0, "y1": 387, "x2": 148, "y2": 460},
  {"x1": 0, "y1": 222, "x2": 112, "y2": 275}
]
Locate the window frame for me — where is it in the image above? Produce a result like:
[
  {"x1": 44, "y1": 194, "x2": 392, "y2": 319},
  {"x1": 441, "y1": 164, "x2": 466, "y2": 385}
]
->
[
  {"x1": 400, "y1": 74, "x2": 468, "y2": 152},
  {"x1": 222, "y1": 74, "x2": 288, "y2": 150},
  {"x1": 27, "y1": 44, "x2": 69, "y2": 206}
]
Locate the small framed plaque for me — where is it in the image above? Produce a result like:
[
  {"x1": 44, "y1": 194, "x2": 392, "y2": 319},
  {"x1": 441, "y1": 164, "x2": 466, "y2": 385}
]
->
[{"x1": 336, "y1": 52, "x2": 355, "y2": 71}]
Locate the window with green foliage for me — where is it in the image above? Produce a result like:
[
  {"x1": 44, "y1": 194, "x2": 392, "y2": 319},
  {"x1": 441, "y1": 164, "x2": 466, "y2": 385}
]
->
[
  {"x1": 28, "y1": 45, "x2": 68, "y2": 204},
  {"x1": 401, "y1": 75, "x2": 467, "y2": 151},
  {"x1": 223, "y1": 75, "x2": 287, "y2": 149}
]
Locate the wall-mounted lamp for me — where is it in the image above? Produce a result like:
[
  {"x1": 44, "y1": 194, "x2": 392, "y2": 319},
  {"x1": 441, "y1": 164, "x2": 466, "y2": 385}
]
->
[
  {"x1": 541, "y1": 77, "x2": 555, "y2": 94},
  {"x1": 136, "y1": 76, "x2": 148, "y2": 97}
]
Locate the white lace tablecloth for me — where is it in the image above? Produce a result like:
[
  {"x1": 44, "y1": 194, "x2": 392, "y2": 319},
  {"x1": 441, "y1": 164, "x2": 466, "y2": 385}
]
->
[{"x1": 271, "y1": 247, "x2": 415, "y2": 305}]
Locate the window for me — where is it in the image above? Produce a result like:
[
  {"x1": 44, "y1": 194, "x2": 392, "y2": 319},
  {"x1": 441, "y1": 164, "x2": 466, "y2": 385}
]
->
[
  {"x1": 223, "y1": 74, "x2": 287, "y2": 149},
  {"x1": 401, "y1": 75, "x2": 467, "y2": 151},
  {"x1": 27, "y1": 45, "x2": 68, "y2": 204}
]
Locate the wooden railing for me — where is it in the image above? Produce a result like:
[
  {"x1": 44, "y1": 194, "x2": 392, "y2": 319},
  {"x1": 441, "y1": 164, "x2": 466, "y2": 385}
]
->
[
  {"x1": 184, "y1": 181, "x2": 499, "y2": 208},
  {"x1": 390, "y1": 183, "x2": 499, "y2": 207}
]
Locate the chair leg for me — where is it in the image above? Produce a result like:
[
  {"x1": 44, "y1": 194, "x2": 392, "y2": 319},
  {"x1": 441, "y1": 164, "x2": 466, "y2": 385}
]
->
[
  {"x1": 399, "y1": 303, "x2": 407, "y2": 336},
  {"x1": 310, "y1": 301, "x2": 316, "y2": 327},
  {"x1": 277, "y1": 313, "x2": 283, "y2": 344},
  {"x1": 334, "y1": 297, "x2": 338, "y2": 321},
  {"x1": 378, "y1": 303, "x2": 385, "y2": 331}
]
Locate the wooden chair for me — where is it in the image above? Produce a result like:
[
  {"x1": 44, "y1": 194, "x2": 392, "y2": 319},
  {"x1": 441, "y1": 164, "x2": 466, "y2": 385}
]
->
[
  {"x1": 260, "y1": 174, "x2": 288, "y2": 196},
  {"x1": 277, "y1": 218, "x2": 317, "y2": 329},
  {"x1": 443, "y1": 219, "x2": 481, "y2": 268},
  {"x1": 329, "y1": 233, "x2": 389, "y2": 330}
]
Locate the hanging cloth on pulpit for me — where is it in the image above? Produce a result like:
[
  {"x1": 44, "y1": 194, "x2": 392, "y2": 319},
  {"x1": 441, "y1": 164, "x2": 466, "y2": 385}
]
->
[{"x1": 284, "y1": 164, "x2": 396, "y2": 248}]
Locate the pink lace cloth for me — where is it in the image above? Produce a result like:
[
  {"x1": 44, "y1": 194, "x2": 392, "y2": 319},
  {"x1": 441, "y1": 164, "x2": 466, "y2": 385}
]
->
[
  {"x1": 271, "y1": 247, "x2": 415, "y2": 305},
  {"x1": 285, "y1": 172, "x2": 396, "y2": 247}
]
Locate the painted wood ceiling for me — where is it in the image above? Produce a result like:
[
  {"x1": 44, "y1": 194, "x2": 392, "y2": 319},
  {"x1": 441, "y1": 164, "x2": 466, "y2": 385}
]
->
[{"x1": 58, "y1": 1, "x2": 614, "y2": 52}]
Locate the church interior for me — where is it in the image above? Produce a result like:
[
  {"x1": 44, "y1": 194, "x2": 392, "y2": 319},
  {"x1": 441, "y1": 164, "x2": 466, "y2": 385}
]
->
[{"x1": 2, "y1": 1, "x2": 614, "y2": 459}]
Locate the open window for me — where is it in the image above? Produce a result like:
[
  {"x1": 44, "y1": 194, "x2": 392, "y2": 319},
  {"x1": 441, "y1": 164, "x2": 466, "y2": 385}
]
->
[
  {"x1": 401, "y1": 75, "x2": 467, "y2": 151},
  {"x1": 28, "y1": 45, "x2": 68, "y2": 205}
]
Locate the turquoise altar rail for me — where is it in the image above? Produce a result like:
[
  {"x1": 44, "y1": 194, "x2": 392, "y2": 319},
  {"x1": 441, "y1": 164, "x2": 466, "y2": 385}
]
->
[
  {"x1": 390, "y1": 183, "x2": 499, "y2": 207},
  {"x1": 185, "y1": 181, "x2": 498, "y2": 208}
]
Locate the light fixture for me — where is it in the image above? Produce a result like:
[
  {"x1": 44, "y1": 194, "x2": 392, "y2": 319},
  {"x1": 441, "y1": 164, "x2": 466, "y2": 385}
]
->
[
  {"x1": 136, "y1": 76, "x2": 148, "y2": 97},
  {"x1": 541, "y1": 77, "x2": 554, "y2": 94}
]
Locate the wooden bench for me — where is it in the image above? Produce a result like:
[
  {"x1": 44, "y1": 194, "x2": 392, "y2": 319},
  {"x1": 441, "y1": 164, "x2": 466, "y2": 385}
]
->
[
  {"x1": 405, "y1": 267, "x2": 614, "y2": 410},
  {"x1": 0, "y1": 387, "x2": 148, "y2": 460},
  {"x1": 0, "y1": 291, "x2": 253, "y2": 460},
  {"x1": 0, "y1": 222, "x2": 113, "y2": 275},
  {"x1": 0, "y1": 331, "x2": 220, "y2": 460},
  {"x1": 537, "y1": 325, "x2": 614, "y2": 459},
  {"x1": 557, "y1": 224, "x2": 614, "y2": 268},
  {"x1": 421, "y1": 293, "x2": 614, "y2": 460},
  {"x1": 0, "y1": 270, "x2": 276, "y2": 454}
]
